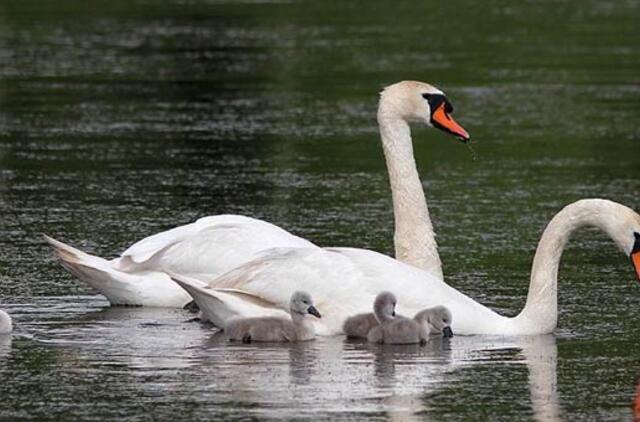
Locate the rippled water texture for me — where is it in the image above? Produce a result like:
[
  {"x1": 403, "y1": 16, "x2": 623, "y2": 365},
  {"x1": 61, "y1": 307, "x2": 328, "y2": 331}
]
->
[{"x1": 0, "y1": 0, "x2": 639, "y2": 420}]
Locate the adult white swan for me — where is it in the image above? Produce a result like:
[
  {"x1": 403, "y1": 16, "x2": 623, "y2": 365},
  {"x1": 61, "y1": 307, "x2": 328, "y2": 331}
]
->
[
  {"x1": 45, "y1": 81, "x2": 471, "y2": 307},
  {"x1": 170, "y1": 199, "x2": 640, "y2": 336}
]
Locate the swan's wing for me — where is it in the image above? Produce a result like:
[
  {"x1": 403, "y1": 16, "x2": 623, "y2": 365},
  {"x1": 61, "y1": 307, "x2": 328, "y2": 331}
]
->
[
  {"x1": 116, "y1": 215, "x2": 315, "y2": 279},
  {"x1": 169, "y1": 272, "x2": 287, "y2": 329}
]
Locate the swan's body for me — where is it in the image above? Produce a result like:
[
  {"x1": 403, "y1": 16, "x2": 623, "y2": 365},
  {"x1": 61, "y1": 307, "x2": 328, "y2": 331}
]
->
[
  {"x1": 171, "y1": 199, "x2": 640, "y2": 336},
  {"x1": 0, "y1": 309, "x2": 12, "y2": 334},
  {"x1": 45, "y1": 216, "x2": 314, "y2": 307},
  {"x1": 45, "y1": 81, "x2": 470, "y2": 307},
  {"x1": 226, "y1": 291, "x2": 321, "y2": 343}
]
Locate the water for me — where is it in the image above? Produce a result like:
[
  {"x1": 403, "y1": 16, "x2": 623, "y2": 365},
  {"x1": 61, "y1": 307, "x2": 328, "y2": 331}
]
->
[{"x1": 0, "y1": 0, "x2": 639, "y2": 420}]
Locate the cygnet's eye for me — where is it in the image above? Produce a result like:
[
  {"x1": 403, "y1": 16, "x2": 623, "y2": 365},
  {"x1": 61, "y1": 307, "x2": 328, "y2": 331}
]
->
[{"x1": 303, "y1": 300, "x2": 309, "y2": 304}]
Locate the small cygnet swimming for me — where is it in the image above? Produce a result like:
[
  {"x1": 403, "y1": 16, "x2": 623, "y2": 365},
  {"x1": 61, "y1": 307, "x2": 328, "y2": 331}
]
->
[
  {"x1": 366, "y1": 291, "x2": 426, "y2": 345},
  {"x1": 414, "y1": 305, "x2": 453, "y2": 338},
  {"x1": 226, "y1": 291, "x2": 321, "y2": 343},
  {"x1": 0, "y1": 309, "x2": 12, "y2": 334},
  {"x1": 343, "y1": 293, "x2": 453, "y2": 340}
]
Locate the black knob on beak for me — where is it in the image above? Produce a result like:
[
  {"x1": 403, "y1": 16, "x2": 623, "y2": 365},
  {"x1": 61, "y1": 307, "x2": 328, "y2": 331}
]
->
[{"x1": 442, "y1": 326, "x2": 453, "y2": 338}]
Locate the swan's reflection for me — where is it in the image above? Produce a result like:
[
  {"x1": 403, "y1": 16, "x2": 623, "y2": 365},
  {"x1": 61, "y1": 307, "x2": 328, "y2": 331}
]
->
[
  {"x1": 14, "y1": 297, "x2": 563, "y2": 420},
  {"x1": 634, "y1": 374, "x2": 640, "y2": 422},
  {"x1": 0, "y1": 335, "x2": 11, "y2": 360},
  {"x1": 345, "y1": 335, "x2": 562, "y2": 422}
]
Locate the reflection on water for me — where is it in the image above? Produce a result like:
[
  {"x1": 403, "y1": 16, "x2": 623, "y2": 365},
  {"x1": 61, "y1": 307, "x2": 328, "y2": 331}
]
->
[
  {"x1": 0, "y1": 297, "x2": 565, "y2": 420},
  {"x1": 0, "y1": 334, "x2": 10, "y2": 360}
]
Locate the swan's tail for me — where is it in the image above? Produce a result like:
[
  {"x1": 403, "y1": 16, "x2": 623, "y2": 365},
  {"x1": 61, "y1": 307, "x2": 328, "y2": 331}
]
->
[
  {"x1": 168, "y1": 271, "x2": 285, "y2": 329},
  {"x1": 44, "y1": 235, "x2": 191, "y2": 307}
]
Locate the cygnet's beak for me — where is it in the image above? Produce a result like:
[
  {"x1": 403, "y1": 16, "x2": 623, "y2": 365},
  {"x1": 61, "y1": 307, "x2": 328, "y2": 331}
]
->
[
  {"x1": 631, "y1": 233, "x2": 640, "y2": 283},
  {"x1": 307, "y1": 305, "x2": 321, "y2": 318},
  {"x1": 431, "y1": 102, "x2": 470, "y2": 143},
  {"x1": 442, "y1": 326, "x2": 453, "y2": 338}
]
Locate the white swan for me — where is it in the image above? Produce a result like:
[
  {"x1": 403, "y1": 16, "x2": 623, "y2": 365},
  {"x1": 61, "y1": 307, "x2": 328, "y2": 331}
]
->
[
  {"x1": 45, "y1": 80, "x2": 470, "y2": 307},
  {"x1": 170, "y1": 199, "x2": 640, "y2": 336},
  {"x1": 0, "y1": 309, "x2": 12, "y2": 334}
]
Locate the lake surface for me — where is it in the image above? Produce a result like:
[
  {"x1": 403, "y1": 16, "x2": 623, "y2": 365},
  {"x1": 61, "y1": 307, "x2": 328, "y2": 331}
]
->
[{"x1": 1, "y1": 0, "x2": 639, "y2": 420}]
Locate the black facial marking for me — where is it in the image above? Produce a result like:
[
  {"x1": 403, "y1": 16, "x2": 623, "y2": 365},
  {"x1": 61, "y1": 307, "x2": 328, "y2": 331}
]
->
[
  {"x1": 422, "y1": 93, "x2": 454, "y2": 114},
  {"x1": 633, "y1": 232, "x2": 640, "y2": 254}
]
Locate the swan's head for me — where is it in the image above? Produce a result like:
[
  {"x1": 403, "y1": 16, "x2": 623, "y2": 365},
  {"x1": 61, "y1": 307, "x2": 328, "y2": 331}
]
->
[
  {"x1": 378, "y1": 80, "x2": 470, "y2": 142},
  {"x1": 373, "y1": 291, "x2": 397, "y2": 322},
  {"x1": 581, "y1": 199, "x2": 640, "y2": 282},
  {"x1": 618, "y1": 210, "x2": 640, "y2": 283},
  {"x1": 290, "y1": 291, "x2": 321, "y2": 318},
  {"x1": 418, "y1": 306, "x2": 453, "y2": 337}
]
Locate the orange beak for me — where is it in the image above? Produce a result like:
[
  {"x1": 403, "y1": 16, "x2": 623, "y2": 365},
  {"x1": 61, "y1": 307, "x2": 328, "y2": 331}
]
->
[
  {"x1": 632, "y1": 250, "x2": 640, "y2": 283},
  {"x1": 432, "y1": 102, "x2": 470, "y2": 142}
]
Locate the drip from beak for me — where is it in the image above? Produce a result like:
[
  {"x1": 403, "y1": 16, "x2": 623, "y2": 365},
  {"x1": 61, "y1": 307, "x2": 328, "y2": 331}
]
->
[
  {"x1": 431, "y1": 102, "x2": 470, "y2": 142},
  {"x1": 392, "y1": 311, "x2": 396, "y2": 317},
  {"x1": 307, "y1": 305, "x2": 321, "y2": 318},
  {"x1": 442, "y1": 326, "x2": 453, "y2": 338}
]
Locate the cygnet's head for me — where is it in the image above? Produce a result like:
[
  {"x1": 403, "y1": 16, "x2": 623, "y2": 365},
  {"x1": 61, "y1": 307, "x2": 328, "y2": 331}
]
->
[
  {"x1": 419, "y1": 306, "x2": 453, "y2": 338},
  {"x1": 373, "y1": 291, "x2": 397, "y2": 322},
  {"x1": 377, "y1": 80, "x2": 470, "y2": 142},
  {"x1": 289, "y1": 291, "x2": 321, "y2": 318}
]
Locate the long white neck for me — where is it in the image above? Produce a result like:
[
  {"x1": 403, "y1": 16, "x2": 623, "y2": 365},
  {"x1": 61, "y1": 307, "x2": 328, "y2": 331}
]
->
[
  {"x1": 377, "y1": 113, "x2": 442, "y2": 279},
  {"x1": 513, "y1": 200, "x2": 623, "y2": 333}
]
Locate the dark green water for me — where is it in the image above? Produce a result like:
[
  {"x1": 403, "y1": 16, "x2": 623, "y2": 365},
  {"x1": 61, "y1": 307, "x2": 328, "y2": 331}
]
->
[{"x1": 0, "y1": 0, "x2": 639, "y2": 420}]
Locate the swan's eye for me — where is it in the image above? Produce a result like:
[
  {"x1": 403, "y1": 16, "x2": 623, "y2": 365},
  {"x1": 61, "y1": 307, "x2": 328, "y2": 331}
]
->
[
  {"x1": 633, "y1": 232, "x2": 640, "y2": 253},
  {"x1": 445, "y1": 100, "x2": 454, "y2": 114},
  {"x1": 303, "y1": 300, "x2": 309, "y2": 304}
]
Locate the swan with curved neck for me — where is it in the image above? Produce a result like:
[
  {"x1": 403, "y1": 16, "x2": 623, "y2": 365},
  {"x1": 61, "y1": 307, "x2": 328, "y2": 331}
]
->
[
  {"x1": 378, "y1": 81, "x2": 469, "y2": 277},
  {"x1": 44, "y1": 81, "x2": 470, "y2": 307},
  {"x1": 171, "y1": 199, "x2": 640, "y2": 335}
]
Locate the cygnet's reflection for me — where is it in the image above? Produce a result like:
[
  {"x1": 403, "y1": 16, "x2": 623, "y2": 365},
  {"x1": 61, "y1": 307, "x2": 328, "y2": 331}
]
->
[
  {"x1": 0, "y1": 335, "x2": 11, "y2": 360},
  {"x1": 366, "y1": 337, "x2": 452, "y2": 422}
]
